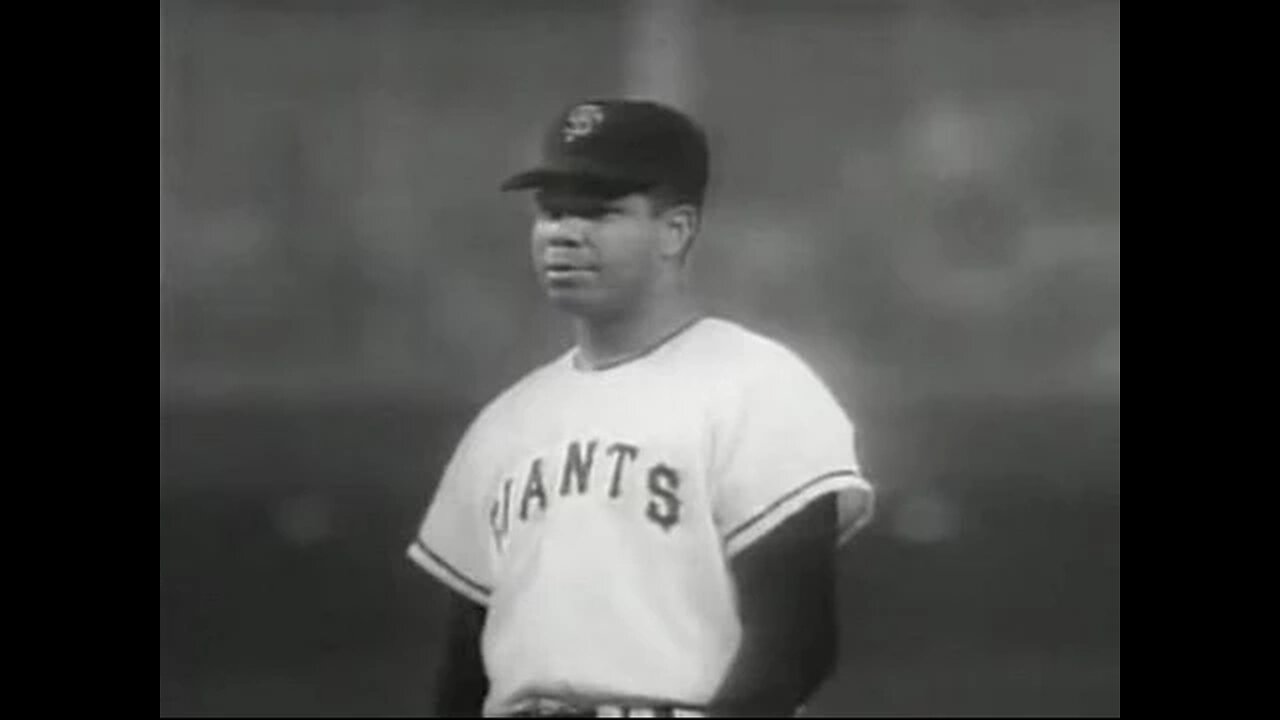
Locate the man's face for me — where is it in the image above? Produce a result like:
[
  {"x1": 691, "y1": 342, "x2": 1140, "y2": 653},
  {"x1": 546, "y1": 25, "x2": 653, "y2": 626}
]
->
[{"x1": 530, "y1": 185, "x2": 668, "y2": 319}]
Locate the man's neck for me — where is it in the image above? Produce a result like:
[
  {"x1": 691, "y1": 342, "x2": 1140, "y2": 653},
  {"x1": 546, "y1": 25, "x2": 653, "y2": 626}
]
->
[{"x1": 572, "y1": 290, "x2": 701, "y2": 371}]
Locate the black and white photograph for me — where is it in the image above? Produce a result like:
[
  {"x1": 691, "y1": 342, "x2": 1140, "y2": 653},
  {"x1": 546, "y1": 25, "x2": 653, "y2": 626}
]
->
[{"x1": 159, "y1": 1, "x2": 1121, "y2": 716}]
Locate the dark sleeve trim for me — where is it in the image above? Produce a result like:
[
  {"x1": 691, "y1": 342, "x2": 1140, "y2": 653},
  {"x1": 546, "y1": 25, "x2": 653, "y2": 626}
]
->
[
  {"x1": 724, "y1": 469, "x2": 858, "y2": 543},
  {"x1": 413, "y1": 538, "x2": 492, "y2": 598}
]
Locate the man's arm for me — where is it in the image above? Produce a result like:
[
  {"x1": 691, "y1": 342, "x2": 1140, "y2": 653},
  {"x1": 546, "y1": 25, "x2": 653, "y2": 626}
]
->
[
  {"x1": 433, "y1": 591, "x2": 489, "y2": 717},
  {"x1": 709, "y1": 494, "x2": 839, "y2": 717}
]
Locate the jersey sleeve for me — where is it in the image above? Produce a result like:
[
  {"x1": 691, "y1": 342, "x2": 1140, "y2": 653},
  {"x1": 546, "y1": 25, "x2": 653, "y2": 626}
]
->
[
  {"x1": 712, "y1": 351, "x2": 875, "y2": 557},
  {"x1": 407, "y1": 415, "x2": 497, "y2": 606}
]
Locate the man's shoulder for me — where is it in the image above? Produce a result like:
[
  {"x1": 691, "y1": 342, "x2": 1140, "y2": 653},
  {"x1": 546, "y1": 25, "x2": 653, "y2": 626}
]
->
[
  {"x1": 692, "y1": 317, "x2": 827, "y2": 384},
  {"x1": 691, "y1": 318, "x2": 854, "y2": 431},
  {"x1": 471, "y1": 349, "x2": 573, "y2": 426}
]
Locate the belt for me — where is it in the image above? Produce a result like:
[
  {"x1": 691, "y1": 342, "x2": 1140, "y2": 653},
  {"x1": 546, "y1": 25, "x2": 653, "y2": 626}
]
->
[{"x1": 509, "y1": 700, "x2": 707, "y2": 717}]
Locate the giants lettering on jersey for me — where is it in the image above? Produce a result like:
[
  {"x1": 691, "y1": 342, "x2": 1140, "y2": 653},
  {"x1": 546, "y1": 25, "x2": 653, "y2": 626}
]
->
[{"x1": 488, "y1": 438, "x2": 681, "y2": 550}]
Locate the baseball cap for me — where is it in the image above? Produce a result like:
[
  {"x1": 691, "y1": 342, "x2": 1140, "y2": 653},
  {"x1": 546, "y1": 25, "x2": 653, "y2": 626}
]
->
[{"x1": 500, "y1": 99, "x2": 709, "y2": 203}]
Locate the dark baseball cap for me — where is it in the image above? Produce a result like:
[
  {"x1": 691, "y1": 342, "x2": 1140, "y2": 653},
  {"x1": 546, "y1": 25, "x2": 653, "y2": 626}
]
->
[{"x1": 500, "y1": 99, "x2": 709, "y2": 203}]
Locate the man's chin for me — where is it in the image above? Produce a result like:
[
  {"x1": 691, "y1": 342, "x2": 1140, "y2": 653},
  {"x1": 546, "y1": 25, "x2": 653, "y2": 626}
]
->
[{"x1": 544, "y1": 289, "x2": 616, "y2": 319}]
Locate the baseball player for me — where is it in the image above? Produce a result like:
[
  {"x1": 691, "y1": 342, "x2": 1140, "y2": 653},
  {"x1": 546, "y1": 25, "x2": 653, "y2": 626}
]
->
[{"x1": 408, "y1": 99, "x2": 875, "y2": 718}]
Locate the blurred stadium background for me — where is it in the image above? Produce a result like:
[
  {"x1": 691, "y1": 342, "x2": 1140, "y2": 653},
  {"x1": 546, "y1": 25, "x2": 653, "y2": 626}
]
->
[{"x1": 159, "y1": 0, "x2": 1120, "y2": 715}]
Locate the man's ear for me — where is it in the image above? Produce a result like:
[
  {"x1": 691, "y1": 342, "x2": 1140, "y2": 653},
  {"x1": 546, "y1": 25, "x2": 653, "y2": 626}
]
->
[{"x1": 659, "y1": 204, "x2": 699, "y2": 260}]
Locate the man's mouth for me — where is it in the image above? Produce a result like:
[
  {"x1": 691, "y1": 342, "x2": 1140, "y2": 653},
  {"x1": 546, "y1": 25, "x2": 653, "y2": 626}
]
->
[{"x1": 544, "y1": 262, "x2": 598, "y2": 275}]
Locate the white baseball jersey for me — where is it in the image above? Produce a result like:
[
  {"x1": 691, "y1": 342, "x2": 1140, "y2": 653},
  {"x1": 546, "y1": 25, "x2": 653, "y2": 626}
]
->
[{"x1": 408, "y1": 317, "x2": 874, "y2": 716}]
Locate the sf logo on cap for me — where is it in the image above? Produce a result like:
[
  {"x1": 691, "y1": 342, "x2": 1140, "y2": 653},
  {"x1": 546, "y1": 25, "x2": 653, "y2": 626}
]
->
[{"x1": 563, "y1": 104, "x2": 604, "y2": 143}]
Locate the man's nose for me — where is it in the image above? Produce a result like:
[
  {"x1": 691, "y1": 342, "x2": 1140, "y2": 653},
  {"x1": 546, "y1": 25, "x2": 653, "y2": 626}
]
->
[{"x1": 542, "y1": 217, "x2": 588, "y2": 246}]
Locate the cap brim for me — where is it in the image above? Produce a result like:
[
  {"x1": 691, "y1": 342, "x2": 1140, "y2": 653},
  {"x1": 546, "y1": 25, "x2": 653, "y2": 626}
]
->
[
  {"x1": 499, "y1": 169, "x2": 561, "y2": 191},
  {"x1": 499, "y1": 167, "x2": 654, "y2": 195}
]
